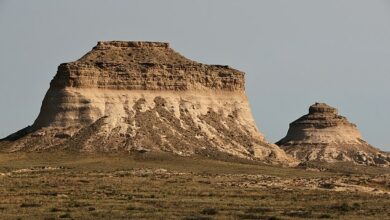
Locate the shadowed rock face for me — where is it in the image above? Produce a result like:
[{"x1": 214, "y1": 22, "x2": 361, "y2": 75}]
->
[
  {"x1": 277, "y1": 103, "x2": 390, "y2": 166},
  {"x1": 0, "y1": 41, "x2": 295, "y2": 165}
]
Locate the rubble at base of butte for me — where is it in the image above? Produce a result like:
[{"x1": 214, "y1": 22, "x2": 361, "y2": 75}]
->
[
  {"x1": 276, "y1": 103, "x2": 390, "y2": 166},
  {"x1": 0, "y1": 41, "x2": 296, "y2": 166}
]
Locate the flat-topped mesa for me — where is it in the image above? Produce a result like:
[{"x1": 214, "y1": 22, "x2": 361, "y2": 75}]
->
[
  {"x1": 0, "y1": 41, "x2": 295, "y2": 166},
  {"x1": 52, "y1": 41, "x2": 245, "y2": 91},
  {"x1": 277, "y1": 103, "x2": 390, "y2": 166}
]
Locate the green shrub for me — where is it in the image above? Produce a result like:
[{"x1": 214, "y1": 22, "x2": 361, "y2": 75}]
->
[
  {"x1": 20, "y1": 203, "x2": 41, "y2": 208},
  {"x1": 49, "y1": 207, "x2": 60, "y2": 212},
  {"x1": 201, "y1": 207, "x2": 218, "y2": 215},
  {"x1": 59, "y1": 213, "x2": 71, "y2": 218}
]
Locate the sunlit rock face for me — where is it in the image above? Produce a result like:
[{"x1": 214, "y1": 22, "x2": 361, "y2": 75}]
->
[
  {"x1": 0, "y1": 41, "x2": 295, "y2": 165},
  {"x1": 277, "y1": 103, "x2": 390, "y2": 166}
]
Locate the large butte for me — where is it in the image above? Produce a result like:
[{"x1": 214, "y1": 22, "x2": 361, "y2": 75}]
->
[
  {"x1": 276, "y1": 103, "x2": 390, "y2": 166},
  {"x1": 0, "y1": 41, "x2": 295, "y2": 166}
]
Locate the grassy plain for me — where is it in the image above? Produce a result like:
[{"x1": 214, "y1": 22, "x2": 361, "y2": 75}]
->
[{"x1": 0, "y1": 152, "x2": 389, "y2": 219}]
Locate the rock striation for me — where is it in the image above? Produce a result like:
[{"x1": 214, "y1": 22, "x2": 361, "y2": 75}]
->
[
  {"x1": 0, "y1": 41, "x2": 295, "y2": 165},
  {"x1": 276, "y1": 103, "x2": 390, "y2": 166}
]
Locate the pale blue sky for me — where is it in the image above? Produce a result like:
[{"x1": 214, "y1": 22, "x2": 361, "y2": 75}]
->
[{"x1": 0, "y1": 0, "x2": 389, "y2": 150}]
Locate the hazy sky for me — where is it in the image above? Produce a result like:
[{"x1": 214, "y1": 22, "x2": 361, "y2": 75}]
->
[{"x1": 0, "y1": 0, "x2": 389, "y2": 150}]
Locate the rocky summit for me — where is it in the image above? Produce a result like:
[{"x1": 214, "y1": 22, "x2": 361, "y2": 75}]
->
[
  {"x1": 0, "y1": 41, "x2": 294, "y2": 165},
  {"x1": 276, "y1": 103, "x2": 390, "y2": 166}
]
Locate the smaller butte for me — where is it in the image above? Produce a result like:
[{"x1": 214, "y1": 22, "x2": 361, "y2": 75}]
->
[{"x1": 276, "y1": 103, "x2": 390, "y2": 166}]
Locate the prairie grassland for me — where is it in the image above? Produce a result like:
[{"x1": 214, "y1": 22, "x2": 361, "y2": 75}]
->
[{"x1": 0, "y1": 152, "x2": 389, "y2": 219}]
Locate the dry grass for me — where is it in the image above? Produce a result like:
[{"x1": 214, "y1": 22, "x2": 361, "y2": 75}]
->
[{"x1": 0, "y1": 152, "x2": 389, "y2": 219}]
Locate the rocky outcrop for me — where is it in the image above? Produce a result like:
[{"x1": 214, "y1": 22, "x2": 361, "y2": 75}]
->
[
  {"x1": 276, "y1": 103, "x2": 390, "y2": 166},
  {"x1": 0, "y1": 41, "x2": 295, "y2": 165}
]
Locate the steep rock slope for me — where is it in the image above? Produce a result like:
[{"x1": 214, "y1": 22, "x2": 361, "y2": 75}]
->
[
  {"x1": 276, "y1": 103, "x2": 390, "y2": 166},
  {"x1": 0, "y1": 41, "x2": 294, "y2": 165}
]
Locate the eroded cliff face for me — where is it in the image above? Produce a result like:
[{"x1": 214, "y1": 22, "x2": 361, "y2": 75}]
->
[
  {"x1": 0, "y1": 41, "x2": 294, "y2": 165},
  {"x1": 276, "y1": 103, "x2": 390, "y2": 166}
]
